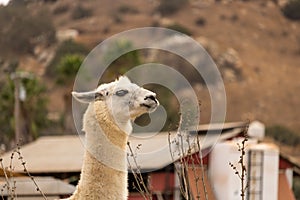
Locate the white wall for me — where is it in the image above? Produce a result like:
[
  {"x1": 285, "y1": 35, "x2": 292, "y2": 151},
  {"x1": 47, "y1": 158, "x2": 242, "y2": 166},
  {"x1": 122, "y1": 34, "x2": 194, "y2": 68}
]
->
[
  {"x1": 248, "y1": 144, "x2": 279, "y2": 200},
  {"x1": 209, "y1": 139, "x2": 253, "y2": 200},
  {"x1": 209, "y1": 139, "x2": 279, "y2": 200}
]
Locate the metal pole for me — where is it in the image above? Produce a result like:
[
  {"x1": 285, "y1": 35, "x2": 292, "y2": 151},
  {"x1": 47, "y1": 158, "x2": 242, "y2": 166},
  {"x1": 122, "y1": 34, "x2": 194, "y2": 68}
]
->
[
  {"x1": 11, "y1": 72, "x2": 33, "y2": 145},
  {"x1": 14, "y1": 77, "x2": 21, "y2": 144}
]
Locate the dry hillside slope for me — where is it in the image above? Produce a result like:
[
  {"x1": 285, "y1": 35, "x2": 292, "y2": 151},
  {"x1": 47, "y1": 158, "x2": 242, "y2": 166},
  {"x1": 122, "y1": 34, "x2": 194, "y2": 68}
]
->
[{"x1": 22, "y1": 0, "x2": 300, "y2": 132}]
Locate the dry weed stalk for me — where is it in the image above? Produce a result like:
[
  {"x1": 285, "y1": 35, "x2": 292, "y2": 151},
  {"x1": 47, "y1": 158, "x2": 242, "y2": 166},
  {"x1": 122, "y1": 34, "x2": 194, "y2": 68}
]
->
[
  {"x1": 0, "y1": 158, "x2": 13, "y2": 200},
  {"x1": 127, "y1": 110, "x2": 209, "y2": 200},
  {"x1": 168, "y1": 123, "x2": 208, "y2": 200},
  {"x1": 229, "y1": 125, "x2": 249, "y2": 200},
  {"x1": 127, "y1": 142, "x2": 152, "y2": 200},
  {"x1": 0, "y1": 144, "x2": 47, "y2": 200},
  {"x1": 196, "y1": 133, "x2": 208, "y2": 200}
]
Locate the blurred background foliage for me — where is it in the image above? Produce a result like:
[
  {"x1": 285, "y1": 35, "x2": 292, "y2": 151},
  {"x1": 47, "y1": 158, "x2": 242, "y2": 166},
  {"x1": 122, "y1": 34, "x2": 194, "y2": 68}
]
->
[
  {"x1": 0, "y1": 3, "x2": 55, "y2": 57},
  {"x1": 266, "y1": 125, "x2": 300, "y2": 146},
  {"x1": 0, "y1": 74, "x2": 48, "y2": 147},
  {"x1": 155, "y1": 0, "x2": 187, "y2": 16},
  {"x1": 102, "y1": 39, "x2": 141, "y2": 81},
  {"x1": 282, "y1": 0, "x2": 300, "y2": 20},
  {"x1": 293, "y1": 176, "x2": 300, "y2": 200},
  {"x1": 55, "y1": 54, "x2": 84, "y2": 85},
  {"x1": 46, "y1": 39, "x2": 88, "y2": 77}
]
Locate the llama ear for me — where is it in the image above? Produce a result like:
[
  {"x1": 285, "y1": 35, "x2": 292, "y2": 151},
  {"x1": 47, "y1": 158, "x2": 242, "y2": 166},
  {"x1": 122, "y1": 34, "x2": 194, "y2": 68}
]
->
[
  {"x1": 118, "y1": 76, "x2": 131, "y2": 84},
  {"x1": 72, "y1": 91, "x2": 105, "y2": 103}
]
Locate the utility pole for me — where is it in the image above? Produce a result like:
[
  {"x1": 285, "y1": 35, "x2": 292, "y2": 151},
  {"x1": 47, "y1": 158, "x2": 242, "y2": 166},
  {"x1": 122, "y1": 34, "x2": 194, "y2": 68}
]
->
[
  {"x1": 10, "y1": 72, "x2": 33, "y2": 145},
  {"x1": 14, "y1": 75, "x2": 21, "y2": 145}
]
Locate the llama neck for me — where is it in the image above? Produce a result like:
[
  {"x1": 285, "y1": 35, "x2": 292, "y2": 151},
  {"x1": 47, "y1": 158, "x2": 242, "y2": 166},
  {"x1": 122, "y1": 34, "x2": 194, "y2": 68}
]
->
[
  {"x1": 70, "y1": 151, "x2": 128, "y2": 200},
  {"x1": 69, "y1": 101, "x2": 130, "y2": 199},
  {"x1": 83, "y1": 101, "x2": 130, "y2": 171},
  {"x1": 94, "y1": 101, "x2": 130, "y2": 149}
]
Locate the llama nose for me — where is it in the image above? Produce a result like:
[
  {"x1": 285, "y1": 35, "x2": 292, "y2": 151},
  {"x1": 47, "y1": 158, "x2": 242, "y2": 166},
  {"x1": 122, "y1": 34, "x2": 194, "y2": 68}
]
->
[{"x1": 144, "y1": 95, "x2": 157, "y2": 104}]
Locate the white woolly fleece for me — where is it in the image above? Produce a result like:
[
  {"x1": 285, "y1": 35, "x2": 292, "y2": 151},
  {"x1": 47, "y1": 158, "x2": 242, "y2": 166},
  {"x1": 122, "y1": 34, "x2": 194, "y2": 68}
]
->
[{"x1": 62, "y1": 101, "x2": 129, "y2": 200}]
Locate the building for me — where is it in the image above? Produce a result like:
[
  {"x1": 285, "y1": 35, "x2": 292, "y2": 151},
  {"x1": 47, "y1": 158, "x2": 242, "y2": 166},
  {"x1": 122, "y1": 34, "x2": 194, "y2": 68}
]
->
[
  {"x1": 0, "y1": 176, "x2": 75, "y2": 200},
  {"x1": 0, "y1": 121, "x2": 298, "y2": 199}
]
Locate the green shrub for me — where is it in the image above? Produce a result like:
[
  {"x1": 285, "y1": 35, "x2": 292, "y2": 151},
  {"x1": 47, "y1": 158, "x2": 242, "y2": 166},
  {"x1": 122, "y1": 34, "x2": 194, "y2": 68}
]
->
[
  {"x1": 166, "y1": 23, "x2": 192, "y2": 36},
  {"x1": 156, "y1": 0, "x2": 187, "y2": 16},
  {"x1": 102, "y1": 39, "x2": 141, "y2": 81},
  {"x1": 230, "y1": 14, "x2": 239, "y2": 22},
  {"x1": 71, "y1": 5, "x2": 92, "y2": 20},
  {"x1": 266, "y1": 125, "x2": 300, "y2": 146},
  {"x1": 55, "y1": 54, "x2": 84, "y2": 85},
  {"x1": 282, "y1": 0, "x2": 300, "y2": 20},
  {"x1": 195, "y1": 17, "x2": 206, "y2": 27},
  {"x1": 112, "y1": 14, "x2": 124, "y2": 24},
  {"x1": 46, "y1": 40, "x2": 88, "y2": 77},
  {"x1": 293, "y1": 176, "x2": 300, "y2": 200},
  {"x1": 0, "y1": 74, "x2": 48, "y2": 147}
]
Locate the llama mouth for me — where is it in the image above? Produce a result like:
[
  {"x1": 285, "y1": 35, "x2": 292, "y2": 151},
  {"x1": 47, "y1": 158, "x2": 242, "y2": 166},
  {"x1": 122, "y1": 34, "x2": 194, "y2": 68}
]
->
[
  {"x1": 141, "y1": 95, "x2": 159, "y2": 111},
  {"x1": 140, "y1": 102, "x2": 158, "y2": 113},
  {"x1": 140, "y1": 103, "x2": 152, "y2": 109}
]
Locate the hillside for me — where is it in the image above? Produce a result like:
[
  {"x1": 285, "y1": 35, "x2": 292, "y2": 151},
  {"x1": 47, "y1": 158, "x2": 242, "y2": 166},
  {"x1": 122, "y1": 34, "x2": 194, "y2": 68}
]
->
[{"x1": 2, "y1": 0, "x2": 300, "y2": 133}]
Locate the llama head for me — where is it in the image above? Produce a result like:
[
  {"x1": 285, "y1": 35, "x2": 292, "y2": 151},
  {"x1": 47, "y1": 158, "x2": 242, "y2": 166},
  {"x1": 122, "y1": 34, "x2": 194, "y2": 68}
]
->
[{"x1": 72, "y1": 76, "x2": 159, "y2": 126}]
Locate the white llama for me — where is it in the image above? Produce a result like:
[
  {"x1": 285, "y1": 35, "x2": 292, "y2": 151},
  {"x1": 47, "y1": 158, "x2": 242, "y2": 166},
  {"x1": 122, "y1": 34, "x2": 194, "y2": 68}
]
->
[{"x1": 64, "y1": 76, "x2": 159, "y2": 200}]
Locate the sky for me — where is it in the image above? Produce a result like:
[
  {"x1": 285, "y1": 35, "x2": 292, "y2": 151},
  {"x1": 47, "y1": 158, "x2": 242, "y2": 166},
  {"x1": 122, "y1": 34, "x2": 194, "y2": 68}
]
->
[{"x1": 0, "y1": 0, "x2": 9, "y2": 6}]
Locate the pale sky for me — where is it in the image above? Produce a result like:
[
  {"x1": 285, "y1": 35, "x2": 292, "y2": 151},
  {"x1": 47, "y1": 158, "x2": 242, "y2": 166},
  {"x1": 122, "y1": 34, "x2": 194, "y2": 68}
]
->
[{"x1": 0, "y1": 0, "x2": 10, "y2": 6}]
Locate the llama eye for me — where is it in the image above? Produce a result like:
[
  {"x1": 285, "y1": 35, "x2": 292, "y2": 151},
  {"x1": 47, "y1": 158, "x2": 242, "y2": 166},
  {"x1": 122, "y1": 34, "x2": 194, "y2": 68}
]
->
[{"x1": 115, "y1": 89, "x2": 129, "y2": 97}]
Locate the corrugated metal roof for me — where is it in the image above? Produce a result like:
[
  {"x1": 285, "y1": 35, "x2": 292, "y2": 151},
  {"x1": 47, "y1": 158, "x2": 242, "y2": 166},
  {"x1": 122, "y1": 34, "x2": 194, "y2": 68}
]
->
[
  {"x1": 128, "y1": 127, "x2": 243, "y2": 171},
  {"x1": 190, "y1": 121, "x2": 247, "y2": 132},
  {"x1": 0, "y1": 123, "x2": 245, "y2": 174},
  {"x1": 0, "y1": 176, "x2": 75, "y2": 196},
  {"x1": 280, "y1": 151, "x2": 300, "y2": 175},
  {"x1": 1, "y1": 135, "x2": 85, "y2": 173}
]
